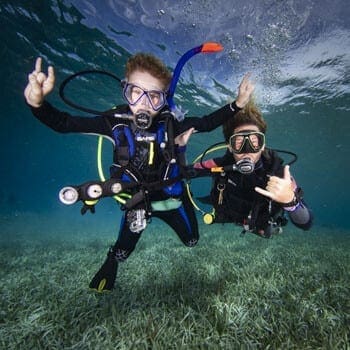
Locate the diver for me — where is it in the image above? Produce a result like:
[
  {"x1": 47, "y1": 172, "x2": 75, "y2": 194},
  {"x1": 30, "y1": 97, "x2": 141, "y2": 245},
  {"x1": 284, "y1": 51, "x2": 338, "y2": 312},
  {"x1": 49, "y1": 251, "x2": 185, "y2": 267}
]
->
[
  {"x1": 24, "y1": 53, "x2": 254, "y2": 292},
  {"x1": 193, "y1": 101, "x2": 313, "y2": 238}
]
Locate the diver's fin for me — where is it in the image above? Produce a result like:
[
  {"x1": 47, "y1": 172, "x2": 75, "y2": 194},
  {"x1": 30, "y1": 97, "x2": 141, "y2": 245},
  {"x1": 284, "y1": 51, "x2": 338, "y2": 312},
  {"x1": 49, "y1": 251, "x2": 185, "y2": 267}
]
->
[
  {"x1": 196, "y1": 195, "x2": 212, "y2": 205},
  {"x1": 89, "y1": 249, "x2": 118, "y2": 292}
]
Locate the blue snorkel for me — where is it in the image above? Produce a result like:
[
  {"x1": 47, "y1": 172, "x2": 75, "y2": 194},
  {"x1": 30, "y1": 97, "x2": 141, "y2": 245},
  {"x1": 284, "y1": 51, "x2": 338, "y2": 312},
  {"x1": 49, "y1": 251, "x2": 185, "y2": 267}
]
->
[{"x1": 167, "y1": 42, "x2": 223, "y2": 121}]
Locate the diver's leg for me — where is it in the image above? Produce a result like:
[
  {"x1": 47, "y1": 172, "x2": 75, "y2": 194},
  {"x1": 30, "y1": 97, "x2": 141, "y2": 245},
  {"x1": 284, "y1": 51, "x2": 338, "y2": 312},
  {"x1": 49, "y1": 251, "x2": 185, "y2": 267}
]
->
[
  {"x1": 89, "y1": 212, "x2": 144, "y2": 292},
  {"x1": 89, "y1": 245, "x2": 119, "y2": 292},
  {"x1": 153, "y1": 191, "x2": 199, "y2": 247}
]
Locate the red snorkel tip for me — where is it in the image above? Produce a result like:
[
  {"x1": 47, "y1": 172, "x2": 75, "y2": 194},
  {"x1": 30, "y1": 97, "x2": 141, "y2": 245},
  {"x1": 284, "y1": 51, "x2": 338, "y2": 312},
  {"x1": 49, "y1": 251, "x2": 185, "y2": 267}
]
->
[{"x1": 201, "y1": 42, "x2": 223, "y2": 53}]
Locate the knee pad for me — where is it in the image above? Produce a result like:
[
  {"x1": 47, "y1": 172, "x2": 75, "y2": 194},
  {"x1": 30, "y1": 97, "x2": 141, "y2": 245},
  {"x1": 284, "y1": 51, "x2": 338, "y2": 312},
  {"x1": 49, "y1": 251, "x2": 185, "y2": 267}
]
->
[
  {"x1": 126, "y1": 209, "x2": 147, "y2": 233},
  {"x1": 113, "y1": 248, "x2": 130, "y2": 262},
  {"x1": 185, "y1": 238, "x2": 198, "y2": 247}
]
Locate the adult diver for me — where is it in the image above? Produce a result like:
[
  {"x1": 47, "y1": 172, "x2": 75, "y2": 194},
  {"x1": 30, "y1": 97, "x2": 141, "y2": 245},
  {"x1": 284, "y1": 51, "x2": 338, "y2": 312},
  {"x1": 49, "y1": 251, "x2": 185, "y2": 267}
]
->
[
  {"x1": 191, "y1": 100, "x2": 313, "y2": 238},
  {"x1": 24, "y1": 45, "x2": 255, "y2": 292}
]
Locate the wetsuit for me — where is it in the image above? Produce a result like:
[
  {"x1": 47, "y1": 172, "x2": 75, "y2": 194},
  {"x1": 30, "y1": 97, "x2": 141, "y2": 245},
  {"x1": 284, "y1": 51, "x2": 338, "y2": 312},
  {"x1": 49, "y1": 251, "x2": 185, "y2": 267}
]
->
[
  {"x1": 205, "y1": 148, "x2": 313, "y2": 237},
  {"x1": 30, "y1": 101, "x2": 242, "y2": 258}
]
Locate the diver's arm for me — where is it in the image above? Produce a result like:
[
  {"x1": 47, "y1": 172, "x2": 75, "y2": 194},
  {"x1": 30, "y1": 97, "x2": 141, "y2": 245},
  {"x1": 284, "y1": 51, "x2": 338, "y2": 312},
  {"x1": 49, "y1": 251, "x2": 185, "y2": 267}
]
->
[
  {"x1": 286, "y1": 201, "x2": 313, "y2": 230},
  {"x1": 24, "y1": 57, "x2": 55, "y2": 108},
  {"x1": 235, "y1": 73, "x2": 255, "y2": 109},
  {"x1": 176, "y1": 73, "x2": 255, "y2": 134},
  {"x1": 180, "y1": 102, "x2": 242, "y2": 133},
  {"x1": 30, "y1": 100, "x2": 112, "y2": 136},
  {"x1": 255, "y1": 165, "x2": 313, "y2": 230},
  {"x1": 25, "y1": 57, "x2": 112, "y2": 136}
]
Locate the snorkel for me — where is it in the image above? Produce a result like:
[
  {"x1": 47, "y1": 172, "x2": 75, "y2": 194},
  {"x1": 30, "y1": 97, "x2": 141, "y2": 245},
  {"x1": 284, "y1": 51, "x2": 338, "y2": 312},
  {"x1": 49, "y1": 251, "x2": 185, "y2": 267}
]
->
[
  {"x1": 167, "y1": 42, "x2": 223, "y2": 121},
  {"x1": 59, "y1": 42, "x2": 223, "y2": 121}
]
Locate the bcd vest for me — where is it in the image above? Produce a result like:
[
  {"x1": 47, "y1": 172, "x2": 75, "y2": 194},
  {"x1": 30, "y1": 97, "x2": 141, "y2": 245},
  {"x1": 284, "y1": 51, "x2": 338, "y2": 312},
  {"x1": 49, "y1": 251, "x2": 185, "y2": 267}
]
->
[
  {"x1": 211, "y1": 149, "x2": 287, "y2": 233},
  {"x1": 106, "y1": 106, "x2": 183, "y2": 199}
]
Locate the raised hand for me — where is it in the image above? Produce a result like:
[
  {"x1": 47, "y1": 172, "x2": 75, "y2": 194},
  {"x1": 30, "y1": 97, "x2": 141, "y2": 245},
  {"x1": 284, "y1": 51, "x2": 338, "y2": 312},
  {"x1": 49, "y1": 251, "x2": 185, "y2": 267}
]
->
[
  {"x1": 235, "y1": 73, "x2": 255, "y2": 109},
  {"x1": 24, "y1": 57, "x2": 55, "y2": 107},
  {"x1": 255, "y1": 165, "x2": 296, "y2": 204},
  {"x1": 175, "y1": 127, "x2": 196, "y2": 146}
]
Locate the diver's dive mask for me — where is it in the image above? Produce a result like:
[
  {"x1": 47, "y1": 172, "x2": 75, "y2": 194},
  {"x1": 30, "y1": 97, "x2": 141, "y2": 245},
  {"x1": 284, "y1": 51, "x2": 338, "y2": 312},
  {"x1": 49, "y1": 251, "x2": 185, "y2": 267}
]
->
[
  {"x1": 229, "y1": 130, "x2": 265, "y2": 154},
  {"x1": 122, "y1": 82, "x2": 167, "y2": 111}
]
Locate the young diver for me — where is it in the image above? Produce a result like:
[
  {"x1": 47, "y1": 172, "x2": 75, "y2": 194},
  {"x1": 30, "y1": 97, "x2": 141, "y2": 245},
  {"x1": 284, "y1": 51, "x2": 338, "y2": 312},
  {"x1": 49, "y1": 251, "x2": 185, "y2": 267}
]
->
[
  {"x1": 194, "y1": 101, "x2": 313, "y2": 237},
  {"x1": 24, "y1": 54, "x2": 254, "y2": 292}
]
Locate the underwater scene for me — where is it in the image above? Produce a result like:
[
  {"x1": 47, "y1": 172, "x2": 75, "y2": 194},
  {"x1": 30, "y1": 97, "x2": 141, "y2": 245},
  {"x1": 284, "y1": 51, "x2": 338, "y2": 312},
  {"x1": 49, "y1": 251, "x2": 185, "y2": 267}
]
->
[{"x1": 0, "y1": 0, "x2": 349, "y2": 348}]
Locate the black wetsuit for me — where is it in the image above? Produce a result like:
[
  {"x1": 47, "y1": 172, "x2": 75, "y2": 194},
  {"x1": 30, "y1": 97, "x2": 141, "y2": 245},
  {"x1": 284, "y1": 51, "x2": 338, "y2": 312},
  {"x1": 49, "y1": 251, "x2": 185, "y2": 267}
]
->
[
  {"x1": 31, "y1": 101, "x2": 241, "y2": 259},
  {"x1": 209, "y1": 149, "x2": 313, "y2": 237}
]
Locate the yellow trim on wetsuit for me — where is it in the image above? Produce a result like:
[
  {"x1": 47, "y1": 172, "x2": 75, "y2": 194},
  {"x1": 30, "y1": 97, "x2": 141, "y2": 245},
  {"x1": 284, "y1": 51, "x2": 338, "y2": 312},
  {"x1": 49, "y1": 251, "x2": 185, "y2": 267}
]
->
[{"x1": 148, "y1": 141, "x2": 154, "y2": 165}]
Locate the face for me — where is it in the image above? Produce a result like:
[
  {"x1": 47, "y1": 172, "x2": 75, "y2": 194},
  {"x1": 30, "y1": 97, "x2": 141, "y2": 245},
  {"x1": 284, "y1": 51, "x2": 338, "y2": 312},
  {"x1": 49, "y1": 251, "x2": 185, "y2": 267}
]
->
[
  {"x1": 228, "y1": 124, "x2": 265, "y2": 164},
  {"x1": 125, "y1": 70, "x2": 166, "y2": 117}
]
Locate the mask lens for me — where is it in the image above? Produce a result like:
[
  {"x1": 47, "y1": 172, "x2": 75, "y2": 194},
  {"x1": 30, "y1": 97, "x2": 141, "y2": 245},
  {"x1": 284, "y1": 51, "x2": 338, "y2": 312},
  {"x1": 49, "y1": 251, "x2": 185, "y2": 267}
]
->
[
  {"x1": 229, "y1": 131, "x2": 265, "y2": 154},
  {"x1": 123, "y1": 84, "x2": 143, "y2": 104},
  {"x1": 123, "y1": 83, "x2": 166, "y2": 111},
  {"x1": 147, "y1": 90, "x2": 165, "y2": 110}
]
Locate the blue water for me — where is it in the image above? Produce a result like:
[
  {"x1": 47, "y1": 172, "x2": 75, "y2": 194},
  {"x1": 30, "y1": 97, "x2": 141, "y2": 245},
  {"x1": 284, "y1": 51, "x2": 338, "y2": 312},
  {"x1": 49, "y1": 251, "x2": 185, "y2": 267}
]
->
[{"x1": 1, "y1": 0, "x2": 349, "y2": 230}]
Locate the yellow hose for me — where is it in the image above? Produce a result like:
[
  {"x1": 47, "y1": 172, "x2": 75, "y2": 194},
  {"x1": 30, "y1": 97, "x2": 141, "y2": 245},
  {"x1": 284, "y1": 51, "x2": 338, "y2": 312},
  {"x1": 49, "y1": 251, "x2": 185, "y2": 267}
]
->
[{"x1": 185, "y1": 143, "x2": 227, "y2": 223}]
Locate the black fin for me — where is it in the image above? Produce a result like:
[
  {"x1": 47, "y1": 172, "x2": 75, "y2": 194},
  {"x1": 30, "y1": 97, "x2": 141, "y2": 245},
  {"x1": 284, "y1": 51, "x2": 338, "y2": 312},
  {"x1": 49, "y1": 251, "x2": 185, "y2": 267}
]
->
[{"x1": 89, "y1": 250, "x2": 118, "y2": 292}]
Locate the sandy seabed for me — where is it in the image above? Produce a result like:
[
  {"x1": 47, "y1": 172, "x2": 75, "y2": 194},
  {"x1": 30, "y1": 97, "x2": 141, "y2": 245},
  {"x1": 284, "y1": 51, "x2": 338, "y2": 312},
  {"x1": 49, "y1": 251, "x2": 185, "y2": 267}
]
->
[{"x1": 0, "y1": 212, "x2": 349, "y2": 349}]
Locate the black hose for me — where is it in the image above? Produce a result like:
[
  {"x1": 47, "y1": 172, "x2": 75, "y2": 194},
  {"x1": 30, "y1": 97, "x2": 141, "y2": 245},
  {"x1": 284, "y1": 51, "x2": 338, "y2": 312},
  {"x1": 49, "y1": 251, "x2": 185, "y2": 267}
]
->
[{"x1": 59, "y1": 70, "x2": 121, "y2": 115}]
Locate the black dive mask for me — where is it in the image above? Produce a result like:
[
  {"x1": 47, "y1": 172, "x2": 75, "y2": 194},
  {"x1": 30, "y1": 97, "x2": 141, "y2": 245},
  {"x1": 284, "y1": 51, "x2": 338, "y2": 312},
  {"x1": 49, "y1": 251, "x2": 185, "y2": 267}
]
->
[
  {"x1": 134, "y1": 111, "x2": 152, "y2": 130},
  {"x1": 229, "y1": 130, "x2": 265, "y2": 154}
]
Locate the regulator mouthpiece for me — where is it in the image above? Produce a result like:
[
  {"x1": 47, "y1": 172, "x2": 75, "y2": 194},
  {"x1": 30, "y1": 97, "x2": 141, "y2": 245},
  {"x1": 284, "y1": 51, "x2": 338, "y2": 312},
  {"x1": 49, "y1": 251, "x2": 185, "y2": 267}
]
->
[
  {"x1": 134, "y1": 111, "x2": 152, "y2": 129},
  {"x1": 235, "y1": 158, "x2": 255, "y2": 174}
]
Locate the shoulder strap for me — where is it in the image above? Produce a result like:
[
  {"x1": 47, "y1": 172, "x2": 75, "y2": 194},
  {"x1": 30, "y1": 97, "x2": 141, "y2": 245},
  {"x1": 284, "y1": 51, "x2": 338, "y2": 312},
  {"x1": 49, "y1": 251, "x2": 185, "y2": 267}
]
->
[
  {"x1": 159, "y1": 109, "x2": 176, "y2": 163},
  {"x1": 112, "y1": 124, "x2": 135, "y2": 166}
]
